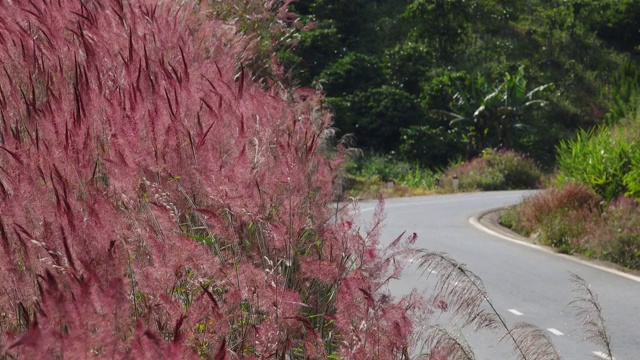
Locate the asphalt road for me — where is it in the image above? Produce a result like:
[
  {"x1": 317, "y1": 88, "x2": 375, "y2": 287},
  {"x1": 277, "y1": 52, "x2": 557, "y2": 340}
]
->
[{"x1": 356, "y1": 191, "x2": 640, "y2": 360}]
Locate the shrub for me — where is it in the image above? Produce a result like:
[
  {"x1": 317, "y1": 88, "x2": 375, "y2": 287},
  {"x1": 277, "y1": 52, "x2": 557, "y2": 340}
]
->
[
  {"x1": 500, "y1": 183, "x2": 602, "y2": 253},
  {"x1": 537, "y1": 207, "x2": 595, "y2": 253},
  {"x1": 502, "y1": 184, "x2": 640, "y2": 269},
  {"x1": 441, "y1": 149, "x2": 543, "y2": 191},
  {"x1": 556, "y1": 125, "x2": 640, "y2": 201},
  {"x1": 622, "y1": 129, "x2": 640, "y2": 199},
  {"x1": 583, "y1": 196, "x2": 640, "y2": 270},
  {"x1": 503, "y1": 182, "x2": 601, "y2": 236},
  {"x1": 345, "y1": 153, "x2": 439, "y2": 194},
  {"x1": 556, "y1": 127, "x2": 621, "y2": 201}
]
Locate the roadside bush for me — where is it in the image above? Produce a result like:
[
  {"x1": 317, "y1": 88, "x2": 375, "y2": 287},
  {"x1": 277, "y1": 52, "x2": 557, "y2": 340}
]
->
[
  {"x1": 502, "y1": 183, "x2": 640, "y2": 269},
  {"x1": 500, "y1": 183, "x2": 601, "y2": 251},
  {"x1": 345, "y1": 154, "x2": 439, "y2": 196},
  {"x1": 503, "y1": 183, "x2": 602, "y2": 236},
  {"x1": 622, "y1": 134, "x2": 640, "y2": 199},
  {"x1": 556, "y1": 127, "x2": 619, "y2": 200},
  {"x1": 584, "y1": 196, "x2": 640, "y2": 270},
  {"x1": 441, "y1": 149, "x2": 543, "y2": 191},
  {"x1": 556, "y1": 125, "x2": 640, "y2": 201},
  {"x1": 537, "y1": 207, "x2": 595, "y2": 253}
]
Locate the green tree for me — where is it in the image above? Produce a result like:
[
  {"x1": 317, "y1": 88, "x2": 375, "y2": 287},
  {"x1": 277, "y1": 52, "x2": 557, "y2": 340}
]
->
[
  {"x1": 403, "y1": 0, "x2": 472, "y2": 59},
  {"x1": 384, "y1": 41, "x2": 434, "y2": 94},
  {"x1": 605, "y1": 59, "x2": 640, "y2": 124},
  {"x1": 342, "y1": 86, "x2": 423, "y2": 152},
  {"x1": 399, "y1": 125, "x2": 464, "y2": 168},
  {"x1": 319, "y1": 52, "x2": 386, "y2": 95},
  {"x1": 432, "y1": 72, "x2": 497, "y2": 157},
  {"x1": 288, "y1": 0, "x2": 635, "y2": 168},
  {"x1": 494, "y1": 66, "x2": 553, "y2": 149},
  {"x1": 289, "y1": 24, "x2": 344, "y2": 85}
]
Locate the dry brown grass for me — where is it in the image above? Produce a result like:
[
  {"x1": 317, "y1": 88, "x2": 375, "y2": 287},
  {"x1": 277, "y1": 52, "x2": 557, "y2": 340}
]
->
[
  {"x1": 507, "y1": 183, "x2": 601, "y2": 235},
  {"x1": 503, "y1": 182, "x2": 640, "y2": 269}
]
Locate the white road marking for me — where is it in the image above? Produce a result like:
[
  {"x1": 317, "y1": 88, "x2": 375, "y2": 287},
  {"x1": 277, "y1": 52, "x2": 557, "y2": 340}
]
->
[
  {"x1": 508, "y1": 309, "x2": 523, "y2": 316},
  {"x1": 592, "y1": 351, "x2": 615, "y2": 360},
  {"x1": 547, "y1": 328, "x2": 564, "y2": 336}
]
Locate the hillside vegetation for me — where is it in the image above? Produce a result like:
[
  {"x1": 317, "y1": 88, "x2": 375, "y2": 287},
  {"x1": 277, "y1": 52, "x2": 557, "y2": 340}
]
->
[{"x1": 286, "y1": 0, "x2": 640, "y2": 169}]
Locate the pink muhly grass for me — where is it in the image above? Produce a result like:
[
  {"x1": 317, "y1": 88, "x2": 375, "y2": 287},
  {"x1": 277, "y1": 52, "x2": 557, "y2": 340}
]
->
[
  {"x1": 0, "y1": 0, "x2": 427, "y2": 359},
  {"x1": 508, "y1": 182, "x2": 601, "y2": 235}
]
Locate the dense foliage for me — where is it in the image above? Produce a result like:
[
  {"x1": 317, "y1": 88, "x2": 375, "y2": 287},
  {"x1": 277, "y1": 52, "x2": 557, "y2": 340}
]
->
[
  {"x1": 441, "y1": 149, "x2": 543, "y2": 192},
  {"x1": 555, "y1": 80, "x2": 640, "y2": 201},
  {"x1": 344, "y1": 154, "x2": 439, "y2": 198},
  {"x1": 287, "y1": 0, "x2": 640, "y2": 168}
]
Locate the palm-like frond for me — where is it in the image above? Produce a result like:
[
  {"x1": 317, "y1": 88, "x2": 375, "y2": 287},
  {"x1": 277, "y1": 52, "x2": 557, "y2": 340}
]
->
[
  {"x1": 473, "y1": 105, "x2": 487, "y2": 119},
  {"x1": 513, "y1": 65, "x2": 527, "y2": 101},
  {"x1": 429, "y1": 109, "x2": 474, "y2": 128},
  {"x1": 522, "y1": 99, "x2": 548, "y2": 109},
  {"x1": 512, "y1": 123, "x2": 537, "y2": 132},
  {"x1": 526, "y1": 84, "x2": 554, "y2": 100},
  {"x1": 429, "y1": 109, "x2": 468, "y2": 122},
  {"x1": 483, "y1": 87, "x2": 502, "y2": 106}
]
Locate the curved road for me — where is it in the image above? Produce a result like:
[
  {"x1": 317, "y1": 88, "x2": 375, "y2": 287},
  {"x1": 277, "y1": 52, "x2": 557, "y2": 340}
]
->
[{"x1": 357, "y1": 191, "x2": 640, "y2": 360}]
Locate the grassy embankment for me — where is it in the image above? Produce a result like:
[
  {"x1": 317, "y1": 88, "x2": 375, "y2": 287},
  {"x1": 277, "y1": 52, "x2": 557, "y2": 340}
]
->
[{"x1": 501, "y1": 111, "x2": 640, "y2": 271}]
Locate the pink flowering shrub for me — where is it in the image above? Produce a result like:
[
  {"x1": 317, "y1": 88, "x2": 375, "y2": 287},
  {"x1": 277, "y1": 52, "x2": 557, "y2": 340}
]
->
[
  {"x1": 441, "y1": 149, "x2": 542, "y2": 191},
  {"x1": 0, "y1": 0, "x2": 425, "y2": 358}
]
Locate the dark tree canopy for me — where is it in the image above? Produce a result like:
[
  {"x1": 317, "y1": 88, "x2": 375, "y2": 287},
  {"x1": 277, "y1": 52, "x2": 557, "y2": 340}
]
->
[{"x1": 287, "y1": 0, "x2": 640, "y2": 168}]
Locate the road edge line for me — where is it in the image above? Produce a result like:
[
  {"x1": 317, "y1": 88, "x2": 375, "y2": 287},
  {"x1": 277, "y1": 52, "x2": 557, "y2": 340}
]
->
[{"x1": 470, "y1": 208, "x2": 640, "y2": 284}]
